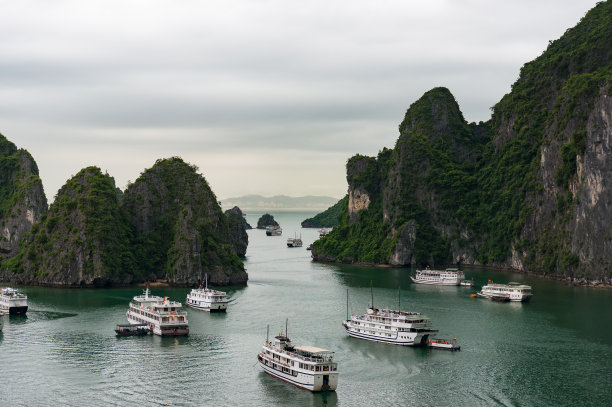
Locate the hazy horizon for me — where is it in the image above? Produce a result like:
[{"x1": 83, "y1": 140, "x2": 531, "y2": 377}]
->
[{"x1": 0, "y1": 0, "x2": 599, "y2": 201}]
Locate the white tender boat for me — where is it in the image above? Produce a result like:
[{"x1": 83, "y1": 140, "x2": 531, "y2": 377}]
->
[
  {"x1": 257, "y1": 324, "x2": 338, "y2": 392},
  {"x1": 342, "y1": 288, "x2": 438, "y2": 346},
  {"x1": 410, "y1": 267, "x2": 465, "y2": 285},
  {"x1": 266, "y1": 225, "x2": 282, "y2": 236},
  {"x1": 126, "y1": 287, "x2": 189, "y2": 336},
  {"x1": 477, "y1": 282, "x2": 533, "y2": 302},
  {"x1": 428, "y1": 337, "x2": 460, "y2": 351},
  {"x1": 460, "y1": 279, "x2": 474, "y2": 287},
  {"x1": 0, "y1": 287, "x2": 28, "y2": 315},
  {"x1": 185, "y1": 275, "x2": 228, "y2": 312}
]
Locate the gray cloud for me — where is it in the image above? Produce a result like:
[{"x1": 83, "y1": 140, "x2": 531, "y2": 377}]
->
[{"x1": 0, "y1": 0, "x2": 599, "y2": 200}]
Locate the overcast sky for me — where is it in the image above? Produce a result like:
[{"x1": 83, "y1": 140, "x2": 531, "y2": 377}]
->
[{"x1": 0, "y1": 0, "x2": 598, "y2": 201}]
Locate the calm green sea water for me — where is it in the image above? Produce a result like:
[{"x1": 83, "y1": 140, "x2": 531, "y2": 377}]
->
[{"x1": 1, "y1": 211, "x2": 611, "y2": 406}]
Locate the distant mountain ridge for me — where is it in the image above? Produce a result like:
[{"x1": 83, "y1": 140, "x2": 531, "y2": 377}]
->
[{"x1": 221, "y1": 194, "x2": 340, "y2": 211}]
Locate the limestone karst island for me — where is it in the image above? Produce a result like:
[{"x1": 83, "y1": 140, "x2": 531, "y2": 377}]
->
[{"x1": 1, "y1": 1, "x2": 611, "y2": 406}]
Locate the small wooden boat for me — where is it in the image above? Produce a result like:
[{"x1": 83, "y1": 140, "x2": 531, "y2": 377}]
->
[
  {"x1": 428, "y1": 337, "x2": 460, "y2": 351},
  {"x1": 115, "y1": 323, "x2": 151, "y2": 336}
]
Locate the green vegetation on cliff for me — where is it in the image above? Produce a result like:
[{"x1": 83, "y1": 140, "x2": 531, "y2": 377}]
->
[
  {"x1": 256, "y1": 213, "x2": 278, "y2": 229},
  {"x1": 314, "y1": 90, "x2": 472, "y2": 266},
  {"x1": 0, "y1": 134, "x2": 45, "y2": 220},
  {"x1": 5, "y1": 167, "x2": 135, "y2": 285},
  {"x1": 314, "y1": 2, "x2": 612, "y2": 280},
  {"x1": 2, "y1": 156, "x2": 248, "y2": 286},
  {"x1": 0, "y1": 133, "x2": 47, "y2": 259},
  {"x1": 301, "y1": 195, "x2": 348, "y2": 228},
  {"x1": 0, "y1": 135, "x2": 19, "y2": 218},
  {"x1": 121, "y1": 157, "x2": 247, "y2": 285}
]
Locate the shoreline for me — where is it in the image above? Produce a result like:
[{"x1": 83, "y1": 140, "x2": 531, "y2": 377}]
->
[
  {"x1": 0, "y1": 279, "x2": 248, "y2": 289},
  {"x1": 311, "y1": 259, "x2": 612, "y2": 289}
]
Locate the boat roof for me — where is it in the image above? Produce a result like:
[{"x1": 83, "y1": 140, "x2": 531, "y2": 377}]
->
[
  {"x1": 294, "y1": 345, "x2": 333, "y2": 354},
  {"x1": 191, "y1": 288, "x2": 226, "y2": 295},
  {"x1": 487, "y1": 283, "x2": 531, "y2": 289}
]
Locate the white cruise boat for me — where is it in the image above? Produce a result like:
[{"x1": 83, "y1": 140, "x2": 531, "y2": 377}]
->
[
  {"x1": 266, "y1": 225, "x2": 282, "y2": 236},
  {"x1": 287, "y1": 234, "x2": 303, "y2": 247},
  {"x1": 342, "y1": 288, "x2": 438, "y2": 346},
  {"x1": 410, "y1": 267, "x2": 465, "y2": 285},
  {"x1": 343, "y1": 307, "x2": 438, "y2": 346},
  {"x1": 477, "y1": 282, "x2": 533, "y2": 302},
  {"x1": 185, "y1": 275, "x2": 228, "y2": 312},
  {"x1": 126, "y1": 288, "x2": 189, "y2": 336},
  {"x1": 0, "y1": 287, "x2": 28, "y2": 315},
  {"x1": 257, "y1": 326, "x2": 338, "y2": 392},
  {"x1": 318, "y1": 228, "x2": 332, "y2": 237}
]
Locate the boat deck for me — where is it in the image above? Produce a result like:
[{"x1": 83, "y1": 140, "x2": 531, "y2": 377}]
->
[
  {"x1": 115, "y1": 323, "x2": 151, "y2": 336},
  {"x1": 428, "y1": 338, "x2": 460, "y2": 351}
]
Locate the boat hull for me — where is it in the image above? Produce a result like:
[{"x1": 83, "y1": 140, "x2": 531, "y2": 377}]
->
[
  {"x1": 428, "y1": 339, "x2": 461, "y2": 351},
  {"x1": 477, "y1": 292, "x2": 531, "y2": 302},
  {"x1": 126, "y1": 315, "x2": 189, "y2": 337},
  {"x1": 429, "y1": 343, "x2": 461, "y2": 351},
  {"x1": 258, "y1": 357, "x2": 338, "y2": 392},
  {"x1": 410, "y1": 276, "x2": 460, "y2": 286},
  {"x1": 186, "y1": 300, "x2": 227, "y2": 312},
  {"x1": 342, "y1": 321, "x2": 434, "y2": 346},
  {"x1": 4, "y1": 305, "x2": 28, "y2": 315},
  {"x1": 157, "y1": 327, "x2": 189, "y2": 336}
]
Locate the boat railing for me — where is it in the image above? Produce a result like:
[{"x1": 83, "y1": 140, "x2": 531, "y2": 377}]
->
[
  {"x1": 352, "y1": 315, "x2": 431, "y2": 326},
  {"x1": 265, "y1": 345, "x2": 334, "y2": 364},
  {"x1": 156, "y1": 310, "x2": 188, "y2": 316}
]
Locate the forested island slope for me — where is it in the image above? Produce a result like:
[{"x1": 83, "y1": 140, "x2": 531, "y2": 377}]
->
[
  {"x1": 0, "y1": 134, "x2": 47, "y2": 259},
  {"x1": 0, "y1": 156, "x2": 248, "y2": 286},
  {"x1": 301, "y1": 195, "x2": 347, "y2": 228},
  {"x1": 313, "y1": 1, "x2": 612, "y2": 283},
  {"x1": 120, "y1": 157, "x2": 247, "y2": 286},
  {"x1": 2, "y1": 167, "x2": 135, "y2": 285}
]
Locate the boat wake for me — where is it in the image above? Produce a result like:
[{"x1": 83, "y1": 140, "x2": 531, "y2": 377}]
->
[{"x1": 21, "y1": 310, "x2": 78, "y2": 321}]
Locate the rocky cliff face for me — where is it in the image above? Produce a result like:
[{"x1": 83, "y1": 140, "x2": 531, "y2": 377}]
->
[
  {"x1": 313, "y1": 2, "x2": 612, "y2": 283},
  {"x1": 225, "y1": 206, "x2": 249, "y2": 257},
  {"x1": 0, "y1": 134, "x2": 47, "y2": 259},
  {"x1": 512, "y1": 81, "x2": 612, "y2": 280},
  {"x1": 121, "y1": 157, "x2": 247, "y2": 286},
  {"x1": 1, "y1": 167, "x2": 134, "y2": 286}
]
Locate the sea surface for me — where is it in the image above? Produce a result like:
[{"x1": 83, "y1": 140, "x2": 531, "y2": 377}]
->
[{"x1": 1, "y1": 211, "x2": 611, "y2": 406}]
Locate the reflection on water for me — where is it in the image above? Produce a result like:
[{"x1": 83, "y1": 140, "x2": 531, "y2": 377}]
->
[
  {"x1": 5, "y1": 313, "x2": 28, "y2": 324},
  {"x1": 28, "y1": 310, "x2": 78, "y2": 320}
]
